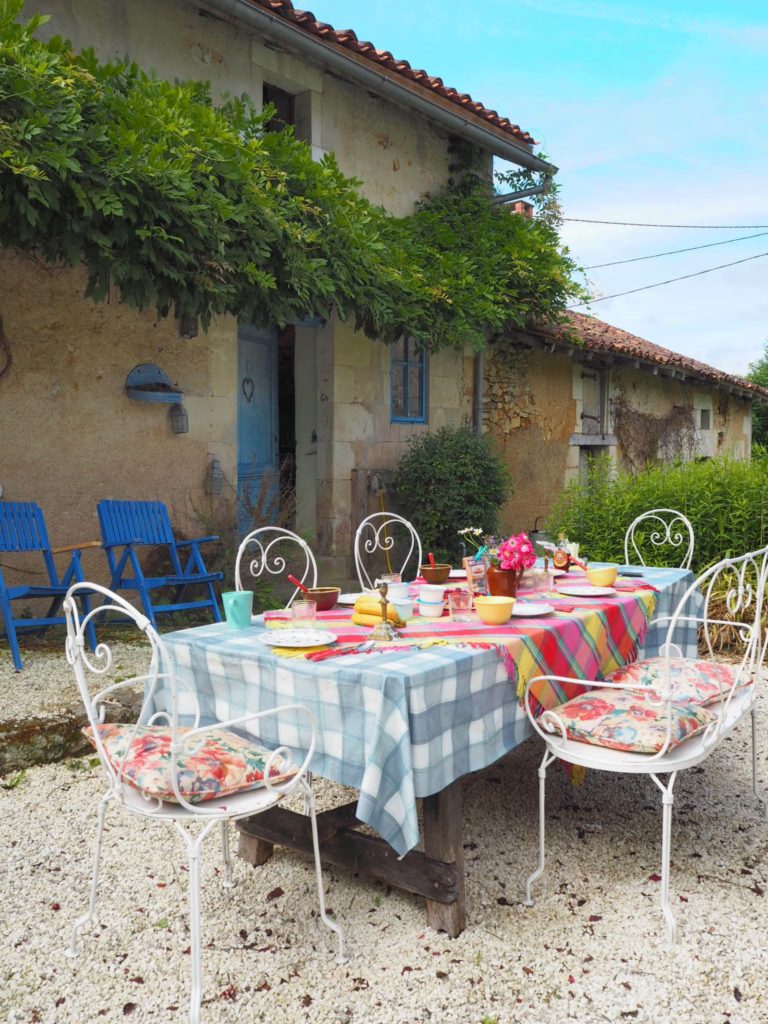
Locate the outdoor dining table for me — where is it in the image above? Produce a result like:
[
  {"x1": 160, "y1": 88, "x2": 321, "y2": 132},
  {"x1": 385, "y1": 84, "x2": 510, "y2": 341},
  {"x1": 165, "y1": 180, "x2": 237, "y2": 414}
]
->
[{"x1": 159, "y1": 565, "x2": 700, "y2": 936}]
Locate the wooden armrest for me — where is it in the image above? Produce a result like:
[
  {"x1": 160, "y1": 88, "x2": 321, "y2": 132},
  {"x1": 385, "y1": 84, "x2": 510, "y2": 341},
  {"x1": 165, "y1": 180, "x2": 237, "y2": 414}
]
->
[
  {"x1": 51, "y1": 540, "x2": 102, "y2": 554},
  {"x1": 176, "y1": 535, "x2": 219, "y2": 546}
]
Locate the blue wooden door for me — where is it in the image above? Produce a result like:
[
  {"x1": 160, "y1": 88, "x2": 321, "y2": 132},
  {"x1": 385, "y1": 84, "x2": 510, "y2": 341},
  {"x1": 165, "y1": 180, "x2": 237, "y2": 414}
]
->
[{"x1": 237, "y1": 324, "x2": 278, "y2": 525}]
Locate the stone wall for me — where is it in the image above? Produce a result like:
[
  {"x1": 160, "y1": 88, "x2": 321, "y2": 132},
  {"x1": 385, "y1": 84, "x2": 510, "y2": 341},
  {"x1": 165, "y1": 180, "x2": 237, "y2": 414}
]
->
[
  {"x1": 484, "y1": 343, "x2": 574, "y2": 534},
  {"x1": 484, "y1": 340, "x2": 754, "y2": 536},
  {"x1": 5, "y1": 0, "x2": 488, "y2": 586}
]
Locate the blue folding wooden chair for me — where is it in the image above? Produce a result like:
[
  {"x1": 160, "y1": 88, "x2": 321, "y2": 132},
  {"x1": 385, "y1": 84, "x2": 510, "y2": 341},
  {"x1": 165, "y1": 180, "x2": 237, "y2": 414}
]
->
[
  {"x1": 0, "y1": 501, "x2": 98, "y2": 670},
  {"x1": 97, "y1": 500, "x2": 222, "y2": 628}
]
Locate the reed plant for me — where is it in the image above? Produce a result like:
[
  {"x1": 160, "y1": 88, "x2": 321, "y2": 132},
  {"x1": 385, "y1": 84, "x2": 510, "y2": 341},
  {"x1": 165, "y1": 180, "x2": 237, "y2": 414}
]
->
[{"x1": 547, "y1": 453, "x2": 768, "y2": 572}]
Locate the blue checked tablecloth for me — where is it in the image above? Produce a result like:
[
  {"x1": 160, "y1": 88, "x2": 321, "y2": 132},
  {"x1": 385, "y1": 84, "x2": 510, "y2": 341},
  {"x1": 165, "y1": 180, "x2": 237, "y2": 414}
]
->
[
  {"x1": 159, "y1": 566, "x2": 699, "y2": 857},
  {"x1": 628, "y1": 565, "x2": 703, "y2": 658}
]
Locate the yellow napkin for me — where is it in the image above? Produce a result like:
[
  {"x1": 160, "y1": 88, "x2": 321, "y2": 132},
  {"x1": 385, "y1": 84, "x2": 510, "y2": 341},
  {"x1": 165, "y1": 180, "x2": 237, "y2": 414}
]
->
[{"x1": 271, "y1": 645, "x2": 331, "y2": 658}]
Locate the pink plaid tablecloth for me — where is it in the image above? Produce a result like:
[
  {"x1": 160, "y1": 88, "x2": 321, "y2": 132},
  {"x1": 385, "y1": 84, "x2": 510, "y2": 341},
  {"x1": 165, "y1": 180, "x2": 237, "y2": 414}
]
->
[{"x1": 264, "y1": 584, "x2": 657, "y2": 716}]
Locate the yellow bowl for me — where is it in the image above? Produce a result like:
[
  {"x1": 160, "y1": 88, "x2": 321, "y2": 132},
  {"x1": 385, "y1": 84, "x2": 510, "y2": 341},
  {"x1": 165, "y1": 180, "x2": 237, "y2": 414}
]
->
[
  {"x1": 473, "y1": 595, "x2": 516, "y2": 625},
  {"x1": 585, "y1": 563, "x2": 618, "y2": 587}
]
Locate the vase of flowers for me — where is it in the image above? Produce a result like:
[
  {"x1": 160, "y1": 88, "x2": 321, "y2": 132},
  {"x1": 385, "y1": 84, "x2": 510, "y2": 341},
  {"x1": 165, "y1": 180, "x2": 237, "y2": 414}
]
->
[{"x1": 486, "y1": 532, "x2": 536, "y2": 597}]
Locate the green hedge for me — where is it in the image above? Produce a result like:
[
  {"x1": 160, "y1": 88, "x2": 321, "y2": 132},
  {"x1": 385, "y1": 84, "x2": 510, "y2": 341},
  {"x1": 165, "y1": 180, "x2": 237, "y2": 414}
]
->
[{"x1": 546, "y1": 454, "x2": 768, "y2": 571}]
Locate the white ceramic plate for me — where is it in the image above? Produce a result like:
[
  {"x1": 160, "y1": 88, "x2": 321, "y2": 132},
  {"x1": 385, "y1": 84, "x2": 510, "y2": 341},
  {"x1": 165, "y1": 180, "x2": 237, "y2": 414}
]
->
[
  {"x1": 258, "y1": 628, "x2": 337, "y2": 648},
  {"x1": 448, "y1": 569, "x2": 467, "y2": 579},
  {"x1": 558, "y1": 585, "x2": 616, "y2": 598},
  {"x1": 511, "y1": 601, "x2": 554, "y2": 617}
]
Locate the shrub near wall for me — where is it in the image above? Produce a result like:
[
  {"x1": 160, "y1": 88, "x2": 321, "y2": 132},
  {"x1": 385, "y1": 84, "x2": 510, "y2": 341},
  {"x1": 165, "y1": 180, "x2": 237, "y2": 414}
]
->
[
  {"x1": 547, "y1": 454, "x2": 768, "y2": 570},
  {"x1": 393, "y1": 426, "x2": 511, "y2": 564}
]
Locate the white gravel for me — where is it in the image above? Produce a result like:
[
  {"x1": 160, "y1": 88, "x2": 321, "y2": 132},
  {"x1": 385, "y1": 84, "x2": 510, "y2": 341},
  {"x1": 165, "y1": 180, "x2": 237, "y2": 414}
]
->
[{"x1": 2, "y1": 654, "x2": 768, "y2": 1023}]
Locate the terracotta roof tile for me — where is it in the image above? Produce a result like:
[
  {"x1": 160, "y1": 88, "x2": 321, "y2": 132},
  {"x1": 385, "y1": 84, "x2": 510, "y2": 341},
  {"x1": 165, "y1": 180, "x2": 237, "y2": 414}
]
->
[
  {"x1": 243, "y1": 0, "x2": 536, "y2": 146},
  {"x1": 540, "y1": 313, "x2": 768, "y2": 401}
]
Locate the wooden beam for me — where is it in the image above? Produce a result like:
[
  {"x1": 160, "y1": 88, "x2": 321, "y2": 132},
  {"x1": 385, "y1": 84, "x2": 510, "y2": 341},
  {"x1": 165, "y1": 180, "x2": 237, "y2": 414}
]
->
[
  {"x1": 423, "y1": 781, "x2": 466, "y2": 936},
  {"x1": 235, "y1": 806, "x2": 461, "y2": 905}
]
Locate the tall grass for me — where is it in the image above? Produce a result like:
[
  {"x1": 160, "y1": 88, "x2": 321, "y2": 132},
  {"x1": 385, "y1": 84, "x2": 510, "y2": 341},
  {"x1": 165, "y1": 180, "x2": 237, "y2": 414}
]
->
[{"x1": 547, "y1": 453, "x2": 768, "y2": 570}]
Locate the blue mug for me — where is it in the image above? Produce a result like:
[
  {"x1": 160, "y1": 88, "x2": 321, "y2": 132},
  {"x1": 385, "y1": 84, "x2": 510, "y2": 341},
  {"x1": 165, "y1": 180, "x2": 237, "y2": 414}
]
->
[{"x1": 222, "y1": 590, "x2": 253, "y2": 630}]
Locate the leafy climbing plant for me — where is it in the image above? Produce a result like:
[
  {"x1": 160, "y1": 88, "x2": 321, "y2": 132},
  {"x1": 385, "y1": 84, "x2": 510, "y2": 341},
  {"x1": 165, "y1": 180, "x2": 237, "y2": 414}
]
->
[{"x1": 0, "y1": 1, "x2": 586, "y2": 348}]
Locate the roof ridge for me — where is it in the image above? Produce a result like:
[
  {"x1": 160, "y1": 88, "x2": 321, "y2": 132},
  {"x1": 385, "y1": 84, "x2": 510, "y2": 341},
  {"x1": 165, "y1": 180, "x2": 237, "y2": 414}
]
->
[
  {"x1": 249, "y1": 0, "x2": 536, "y2": 146},
  {"x1": 555, "y1": 312, "x2": 768, "y2": 401}
]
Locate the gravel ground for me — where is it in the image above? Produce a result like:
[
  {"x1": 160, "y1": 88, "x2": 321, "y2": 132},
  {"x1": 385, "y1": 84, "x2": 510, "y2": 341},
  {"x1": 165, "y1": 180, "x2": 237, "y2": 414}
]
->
[{"x1": 2, "y1": 652, "x2": 768, "y2": 1024}]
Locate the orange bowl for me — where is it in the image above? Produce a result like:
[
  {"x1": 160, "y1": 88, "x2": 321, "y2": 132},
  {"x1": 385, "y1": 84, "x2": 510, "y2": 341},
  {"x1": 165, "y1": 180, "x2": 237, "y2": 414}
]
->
[{"x1": 305, "y1": 586, "x2": 341, "y2": 611}]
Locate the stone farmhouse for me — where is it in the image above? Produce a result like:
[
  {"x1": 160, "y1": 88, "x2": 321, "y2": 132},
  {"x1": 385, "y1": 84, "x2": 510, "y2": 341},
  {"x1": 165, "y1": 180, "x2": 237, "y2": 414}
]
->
[{"x1": 1, "y1": 0, "x2": 765, "y2": 582}]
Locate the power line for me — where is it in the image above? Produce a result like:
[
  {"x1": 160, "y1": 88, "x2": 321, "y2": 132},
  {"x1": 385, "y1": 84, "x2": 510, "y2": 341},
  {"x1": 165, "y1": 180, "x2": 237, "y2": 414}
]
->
[
  {"x1": 564, "y1": 217, "x2": 768, "y2": 229},
  {"x1": 584, "y1": 231, "x2": 768, "y2": 269},
  {"x1": 568, "y1": 249, "x2": 768, "y2": 308}
]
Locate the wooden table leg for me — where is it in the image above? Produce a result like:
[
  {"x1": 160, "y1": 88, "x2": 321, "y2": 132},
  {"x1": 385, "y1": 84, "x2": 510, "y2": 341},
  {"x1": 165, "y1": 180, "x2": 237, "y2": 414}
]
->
[
  {"x1": 237, "y1": 831, "x2": 274, "y2": 867},
  {"x1": 422, "y1": 779, "x2": 466, "y2": 937}
]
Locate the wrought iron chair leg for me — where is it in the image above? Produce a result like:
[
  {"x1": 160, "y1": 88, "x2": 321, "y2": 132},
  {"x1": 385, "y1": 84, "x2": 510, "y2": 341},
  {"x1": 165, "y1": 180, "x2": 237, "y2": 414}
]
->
[
  {"x1": 174, "y1": 820, "x2": 218, "y2": 1024},
  {"x1": 220, "y1": 821, "x2": 236, "y2": 888},
  {"x1": 303, "y1": 780, "x2": 348, "y2": 964},
  {"x1": 652, "y1": 772, "x2": 678, "y2": 944},
  {"x1": 187, "y1": 844, "x2": 203, "y2": 1024},
  {"x1": 524, "y1": 751, "x2": 556, "y2": 906},
  {"x1": 751, "y1": 709, "x2": 767, "y2": 819},
  {"x1": 67, "y1": 793, "x2": 111, "y2": 957}
]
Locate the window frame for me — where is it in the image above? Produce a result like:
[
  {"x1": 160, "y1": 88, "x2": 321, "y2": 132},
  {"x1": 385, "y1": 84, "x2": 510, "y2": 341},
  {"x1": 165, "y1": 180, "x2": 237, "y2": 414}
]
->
[{"x1": 390, "y1": 337, "x2": 428, "y2": 424}]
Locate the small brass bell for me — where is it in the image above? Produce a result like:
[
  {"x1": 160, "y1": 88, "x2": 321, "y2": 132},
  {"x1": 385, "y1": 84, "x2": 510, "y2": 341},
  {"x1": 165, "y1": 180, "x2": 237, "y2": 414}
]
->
[{"x1": 370, "y1": 582, "x2": 399, "y2": 641}]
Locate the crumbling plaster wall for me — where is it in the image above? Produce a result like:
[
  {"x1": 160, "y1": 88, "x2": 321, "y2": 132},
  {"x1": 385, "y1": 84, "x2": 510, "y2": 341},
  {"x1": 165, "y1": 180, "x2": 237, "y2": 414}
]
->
[
  {"x1": 0, "y1": 256, "x2": 234, "y2": 584},
  {"x1": 12, "y1": 0, "x2": 488, "y2": 581},
  {"x1": 482, "y1": 342, "x2": 754, "y2": 545},
  {"x1": 484, "y1": 343, "x2": 575, "y2": 533},
  {"x1": 609, "y1": 366, "x2": 752, "y2": 463}
]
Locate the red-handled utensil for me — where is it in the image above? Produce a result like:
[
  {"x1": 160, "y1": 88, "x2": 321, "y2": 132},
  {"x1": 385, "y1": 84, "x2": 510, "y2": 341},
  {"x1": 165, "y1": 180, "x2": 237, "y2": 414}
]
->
[
  {"x1": 428, "y1": 552, "x2": 436, "y2": 568},
  {"x1": 305, "y1": 640, "x2": 375, "y2": 661},
  {"x1": 287, "y1": 574, "x2": 309, "y2": 594}
]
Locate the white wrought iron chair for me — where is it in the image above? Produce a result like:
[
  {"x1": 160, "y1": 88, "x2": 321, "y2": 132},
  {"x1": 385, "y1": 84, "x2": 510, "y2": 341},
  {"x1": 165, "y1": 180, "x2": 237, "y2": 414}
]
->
[
  {"x1": 354, "y1": 512, "x2": 423, "y2": 590},
  {"x1": 624, "y1": 508, "x2": 695, "y2": 569},
  {"x1": 63, "y1": 582, "x2": 345, "y2": 1024},
  {"x1": 523, "y1": 545, "x2": 768, "y2": 942},
  {"x1": 235, "y1": 526, "x2": 318, "y2": 607}
]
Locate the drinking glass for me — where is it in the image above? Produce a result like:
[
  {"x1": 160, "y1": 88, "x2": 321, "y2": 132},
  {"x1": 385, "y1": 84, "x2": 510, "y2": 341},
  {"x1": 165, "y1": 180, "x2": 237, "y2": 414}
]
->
[
  {"x1": 291, "y1": 599, "x2": 317, "y2": 627},
  {"x1": 377, "y1": 572, "x2": 402, "y2": 585},
  {"x1": 447, "y1": 589, "x2": 472, "y2": 622}
]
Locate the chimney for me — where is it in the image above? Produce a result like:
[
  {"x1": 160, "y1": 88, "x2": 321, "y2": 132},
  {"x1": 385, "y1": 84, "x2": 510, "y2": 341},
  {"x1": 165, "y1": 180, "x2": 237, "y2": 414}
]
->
[{"x1": 512, "y1": 200, "x2": 534, "y2": 219}]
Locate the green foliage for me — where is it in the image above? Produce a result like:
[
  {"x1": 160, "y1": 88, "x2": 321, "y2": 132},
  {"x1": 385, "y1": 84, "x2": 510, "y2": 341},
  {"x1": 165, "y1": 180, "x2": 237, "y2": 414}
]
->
[
  {"x1": 0, "y1": 3, "x2": 585, "y2": 348},
  {"x1": 374, "y1": 177, "x2": 586, "y2": 352},
  {"x1": 1, "y1": 768, "x2": 26, "y2": 789},
  {"x1": 746, "y1": 340, "x2": 768, "y2": 446},
  {"x1": 393, "y1": 426, "x2": 511, "y2": 563},
  {"x1": 547, "y1": 453, "x2": 768, "y2": 571},
  {"x1": 495, "y1": 153, "x2": 563, "y2": 230}
]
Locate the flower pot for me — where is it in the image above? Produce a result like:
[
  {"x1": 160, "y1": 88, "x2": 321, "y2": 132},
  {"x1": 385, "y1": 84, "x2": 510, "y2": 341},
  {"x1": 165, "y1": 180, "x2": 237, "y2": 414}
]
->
[{"x1": 487, "y1": 566, "x2": 523, "y2": 598}]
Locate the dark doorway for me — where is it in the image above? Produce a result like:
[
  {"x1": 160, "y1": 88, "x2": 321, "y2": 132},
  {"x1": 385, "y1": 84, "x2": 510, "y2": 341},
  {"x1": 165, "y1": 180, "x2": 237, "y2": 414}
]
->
[
  {"x1": 263, "y1": 83, "x2": 295, "y2": 132},
  {"x1": 278, "y1": 326, "x2": 296, "y2": 523}
]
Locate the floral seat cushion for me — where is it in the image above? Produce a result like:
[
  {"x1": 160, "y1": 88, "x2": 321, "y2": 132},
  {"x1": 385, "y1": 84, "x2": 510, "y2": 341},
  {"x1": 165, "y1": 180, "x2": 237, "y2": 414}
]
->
[
  {"x1": 607, "y1": 657, "x2": 749, "y2": 706},
  {"x1": 84, "y1": 724, "x2": 296, "y2": 803},
  {"x1": 543, "y1": 688, "x2": 715, "y2": 754}
]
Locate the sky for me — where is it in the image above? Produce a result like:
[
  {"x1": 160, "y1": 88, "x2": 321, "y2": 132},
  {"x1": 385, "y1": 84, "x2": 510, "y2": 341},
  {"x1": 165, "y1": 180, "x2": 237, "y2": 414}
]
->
[{"x1": 309, "y1": 0, "x2": 768, "y2": 376}]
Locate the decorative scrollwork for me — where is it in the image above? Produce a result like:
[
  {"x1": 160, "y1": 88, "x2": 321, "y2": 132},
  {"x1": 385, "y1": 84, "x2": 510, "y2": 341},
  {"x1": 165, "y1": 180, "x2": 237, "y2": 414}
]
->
[
  {"x1": 354, "y1": 513, "x2": 422, "y2": 590},
  {"x1": 235, "y1": 528, "x2": 317, "y2": 601},
  {"x1": 625, "y1": 509, "x2": 694, "y2": 570}
]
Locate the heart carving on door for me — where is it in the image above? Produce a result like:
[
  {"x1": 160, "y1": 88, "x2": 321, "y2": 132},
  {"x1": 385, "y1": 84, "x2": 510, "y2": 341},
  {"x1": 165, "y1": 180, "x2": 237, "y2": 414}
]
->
[{"x1": 241, "y1": 377, "x2": 255, "y2": 403}]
